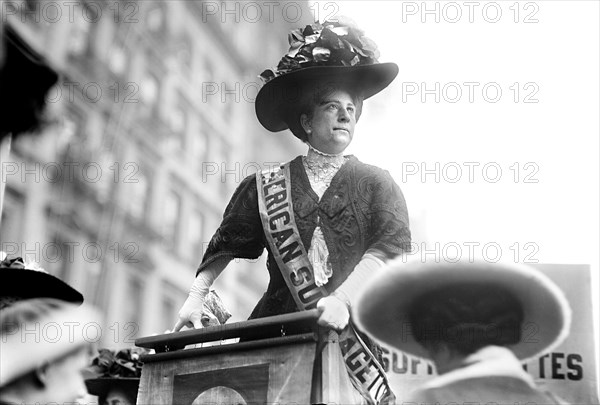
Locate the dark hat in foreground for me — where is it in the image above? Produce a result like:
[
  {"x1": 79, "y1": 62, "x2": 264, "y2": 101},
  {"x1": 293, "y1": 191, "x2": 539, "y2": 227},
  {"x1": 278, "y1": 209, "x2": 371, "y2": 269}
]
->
[
  {"x1": 1, "y1": 22, "x2": 59, "y2": 141},
  {"x1": 85, "y1": 348, "x2": 147, "y2": 398},
  {"x1": 0, "y1": 254, "x2": 83, "y2": 306},
  {"x1": 255, "y1": 18, "x2": 398, "y2": 137},
  {"x1": 354, "y1": 259, "x2": 572, "y2": 362}
]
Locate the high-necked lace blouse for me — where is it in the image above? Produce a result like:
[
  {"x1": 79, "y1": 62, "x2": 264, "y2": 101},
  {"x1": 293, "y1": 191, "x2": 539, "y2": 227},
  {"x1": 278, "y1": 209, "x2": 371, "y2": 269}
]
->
[{"x1": 302, "y1": 145, "x2": 348, "y2": 286}]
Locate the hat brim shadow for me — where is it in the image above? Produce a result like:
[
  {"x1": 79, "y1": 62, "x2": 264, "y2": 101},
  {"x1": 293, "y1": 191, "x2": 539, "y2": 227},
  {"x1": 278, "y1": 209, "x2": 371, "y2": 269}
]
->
[{"x1": 255, "y1": 63, "x2": 399, "y2": 134}]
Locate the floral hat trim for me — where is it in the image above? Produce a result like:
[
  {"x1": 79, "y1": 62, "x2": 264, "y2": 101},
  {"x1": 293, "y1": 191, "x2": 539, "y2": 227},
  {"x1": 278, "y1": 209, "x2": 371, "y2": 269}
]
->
[
  {"x1": 88, "y1": 348, "x2": 149, "y2": 379},
  {"x1": 0, "y1": 252, "x2": 47, "y2": 273},
  {"x1": 259, "y1": 17, "x2": 381, "y2": 84}
]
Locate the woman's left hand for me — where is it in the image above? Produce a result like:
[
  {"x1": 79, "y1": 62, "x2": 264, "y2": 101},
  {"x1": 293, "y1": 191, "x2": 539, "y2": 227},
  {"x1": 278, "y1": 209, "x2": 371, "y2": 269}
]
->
[{"x1": 316, "y1": 295, "x2": 350, "y2": 332}]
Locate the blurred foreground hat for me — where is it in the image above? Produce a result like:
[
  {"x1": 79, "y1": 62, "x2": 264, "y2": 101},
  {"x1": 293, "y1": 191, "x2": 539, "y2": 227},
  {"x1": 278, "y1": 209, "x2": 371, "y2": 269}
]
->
[
  {"x1": 85, "y1": 348, "x2": 147, "y2": 399},
  {"x1": 354, "y1": 259, "x2": 572, "y2": 362},
  {"x1": 0, "y1": 298, "x2": 101, "y2": 387},
  {"x1": 255, "y1": 17, "x2": 398, "y2": 139},
  {"x1": 0, "y1": 22, "x2": 59, "y2": 141},
  {"x1": 0, "y1": 253, "x2": 84, "y2": 308}
]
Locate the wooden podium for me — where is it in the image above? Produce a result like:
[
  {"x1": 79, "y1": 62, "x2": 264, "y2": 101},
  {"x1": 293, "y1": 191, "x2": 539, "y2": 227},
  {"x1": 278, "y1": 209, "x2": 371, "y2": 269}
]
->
[{"x1": 135, "y1": 310, "x2": 359, "y2": 405}]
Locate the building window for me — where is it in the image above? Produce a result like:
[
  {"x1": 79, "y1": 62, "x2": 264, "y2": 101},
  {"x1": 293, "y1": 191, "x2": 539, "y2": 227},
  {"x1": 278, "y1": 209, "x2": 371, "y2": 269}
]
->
[
  {"x1": 46, "y1": 239, "x2": 72, "y2": 282},
  {"x1": 192, "y1": 124, "x2": 208, "y2": 165},
  {"x1": 57, "y1": 108, "x2": 86, "y2": 156},
  {"x1": 126, "y1": 169, "x2": 150, "y2": 221},
  {"x1": 146, "y1": 4, "x2": 165, "y2": 33},
  {"x1": 169, "y1": 106, "x2": 186, "y2": 134},
  {"x1": 186, "y1": 210, "x2": 204, "y2": 259},
  {"x1": 123, "y1": 274, "x2": 144, "y2": 335},
  {"x1": 211, "y1": 141, "x2": 230, "y2": 195},
  {"x1": 162, "y1": 189, "x2": 181, "y2": 247},
  {"x1": 94, "y1": 150, "x2": 115, "y2": 202},
  {"x1": 161, "y1": 295, "x2": 176, "y2": 333},
  {"x1": 177, "y1": 37, "x2": 193, "y2": 72},
  {"x1": 67, "y1": 4, "x2": 94, "y2": 56},
  {"x1": 166, "y1": 98, "x2": 187, "y2": 151},
  {"x1": 84, "y1": 261, "x2": 102, "y2": 305},
  {"x1": 106, "y1": 22, "x2": 129, "y2": 77},
  {"x1": 203, "y1": 60, "x2": 215, "y2": 89},
  {"x1": 140, "y1": 73, "x2": 160, "y2": 115},
  {"x1": 107, "y1": 41, "x2": 128, "y2": 76},
  {"x1": 224, "y1": 93, "x2": 235, "y2": 119}
]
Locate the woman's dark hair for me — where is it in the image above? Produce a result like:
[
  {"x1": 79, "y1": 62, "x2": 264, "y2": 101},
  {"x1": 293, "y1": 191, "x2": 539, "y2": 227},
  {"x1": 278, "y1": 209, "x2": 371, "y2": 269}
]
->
[
  {"x1": 409, "y1": 283, "x2": 524, "y2": 356},
  {"x1": 284, "y1": 79, "x2": 364, "y2": 142}
]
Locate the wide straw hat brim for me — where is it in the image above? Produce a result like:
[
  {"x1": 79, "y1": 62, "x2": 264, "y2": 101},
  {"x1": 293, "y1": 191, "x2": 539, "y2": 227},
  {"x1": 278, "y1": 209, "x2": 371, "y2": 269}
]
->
[
  {"x1": 354, "y1": 259, "x2": 572, "y2": 362},
  {"x1": 0, "y1": 268, "x2": 84, "y2": 304},
  {"x1": 255, "y1": 63, "x2": 399, "y2": 133}
]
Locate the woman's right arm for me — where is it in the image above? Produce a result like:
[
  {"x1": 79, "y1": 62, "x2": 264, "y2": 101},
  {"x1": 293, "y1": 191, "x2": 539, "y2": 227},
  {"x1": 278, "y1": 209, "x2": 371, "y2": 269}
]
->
[
  {"x1": 172, "y1": 256, "x2": 231, "y2": 331},
  {"x1": 172, "y1": 174, "x2": 264, "y2": 331}
]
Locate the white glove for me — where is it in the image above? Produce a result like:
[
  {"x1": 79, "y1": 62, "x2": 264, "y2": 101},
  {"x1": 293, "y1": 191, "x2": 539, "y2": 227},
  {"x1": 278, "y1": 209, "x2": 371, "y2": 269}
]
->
[
  {"x1": 316, "y1": 295, "x2": 350, "y2": 332},
  {"x1": 172, "y1": 260, "x2": 228, "y2": 332},
  {"x1": 316, "y1": 251, "x2": 385, "y2": 332}
]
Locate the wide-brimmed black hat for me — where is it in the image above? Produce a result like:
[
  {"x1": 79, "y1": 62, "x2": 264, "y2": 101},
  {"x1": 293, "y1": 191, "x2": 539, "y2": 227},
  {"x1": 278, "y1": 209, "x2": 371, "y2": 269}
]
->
[
  {"x1": 85, "y1": 348, "x2": 146, "y2": 399},
  {"x1": 255, "y1": 18, "x2": 398, "y2": 139},
  {"x1": 0, "y1": 255, "x2": 83, "y2": 305}
]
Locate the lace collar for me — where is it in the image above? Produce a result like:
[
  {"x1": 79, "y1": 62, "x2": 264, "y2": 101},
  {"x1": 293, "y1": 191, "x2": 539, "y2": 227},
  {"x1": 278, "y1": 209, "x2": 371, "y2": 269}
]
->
[{"x1": 303, "y1": 143, "x2": 347, "y2": 172}]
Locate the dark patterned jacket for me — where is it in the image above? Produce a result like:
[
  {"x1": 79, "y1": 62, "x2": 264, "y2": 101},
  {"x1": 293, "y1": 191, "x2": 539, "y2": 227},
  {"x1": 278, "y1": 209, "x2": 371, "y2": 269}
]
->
[{"x1": 198, "y1": 155, "x2": 411, "y2": 320}]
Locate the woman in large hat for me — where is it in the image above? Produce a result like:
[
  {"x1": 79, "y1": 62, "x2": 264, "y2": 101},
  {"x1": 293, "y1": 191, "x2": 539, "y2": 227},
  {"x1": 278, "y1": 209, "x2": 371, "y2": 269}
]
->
[
  {"x1": 355, "y1": 259, "x2": 572, "y2": 404},
  {"x1": 175, "y1": 18, "x2": 411, "y2": 404},
  {"x1": 84, "y1": 348, "x2": 148, "y2": 405}
]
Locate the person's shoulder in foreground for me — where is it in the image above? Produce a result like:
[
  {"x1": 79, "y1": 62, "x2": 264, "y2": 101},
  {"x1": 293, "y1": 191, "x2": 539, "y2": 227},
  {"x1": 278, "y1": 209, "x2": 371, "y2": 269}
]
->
[{"x1": 409, "y1": 375, "x2": 567, "y2": 404}]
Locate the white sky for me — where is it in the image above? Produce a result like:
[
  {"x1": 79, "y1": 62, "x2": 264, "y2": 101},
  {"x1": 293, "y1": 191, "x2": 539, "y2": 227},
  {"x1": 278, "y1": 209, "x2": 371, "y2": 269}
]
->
[
  {"x1": 319, "y1": 0, "x2": 599, "y2": 368},
  {"x1": 321, "y1": 0, "x2": 599, "y2": 268}
]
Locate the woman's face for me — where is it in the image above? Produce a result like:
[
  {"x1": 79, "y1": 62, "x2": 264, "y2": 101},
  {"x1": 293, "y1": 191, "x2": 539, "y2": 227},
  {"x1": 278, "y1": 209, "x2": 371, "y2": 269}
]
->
[
  {"x1": 40, "y1": 347, "x2": 90, "y2": 403},
  {"x1": 302, "y1": 89, "x2": 357, "y2": 154},
  {"x1": 102, "y1": 388, "x2": 136, "y2": 405}
]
